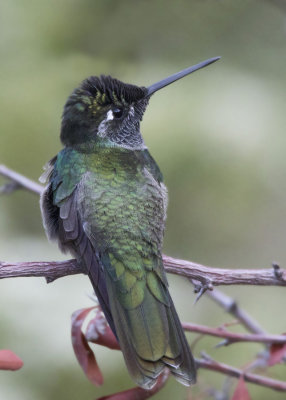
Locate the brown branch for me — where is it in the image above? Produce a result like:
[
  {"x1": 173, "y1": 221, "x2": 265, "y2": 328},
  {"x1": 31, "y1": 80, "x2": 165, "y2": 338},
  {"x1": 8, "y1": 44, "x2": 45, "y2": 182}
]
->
[
  {"x1": 0, "y1": 259, "x2": 80, "y2": 282},
  {"x1": 182, "y1": 322, "x2": 286, "y2": 345},
  {"x1": 163, "y1": 255, "x2": 286, "y2": 286},
  {"x1": 1, "y1": 257, "x2": 286, "y2": 288},
  {"x1": 196, "y1": 355, "x2": 286, "y2": 392}
]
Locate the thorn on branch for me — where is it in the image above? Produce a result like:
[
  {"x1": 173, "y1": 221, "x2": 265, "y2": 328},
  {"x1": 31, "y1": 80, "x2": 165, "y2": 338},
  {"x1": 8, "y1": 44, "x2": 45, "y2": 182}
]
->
[
  {"x1": 215, "y1": 339, "x2": 231, "y2": 348},
  {"x1": 0, "y1": 181, "x2": 21, "y2": 194},
  {"x1": 200, "y1": 351, "x2": 214, "y2": 362},
  {"x1": 45, "y1": 276, "x2": 57, "y2": 284},
  {"x1": 272, "y1": 262, "x2": 283, "y2": 280},
  {"x1": 192, "y1": 279, "x2": 214, "y2": 303}
]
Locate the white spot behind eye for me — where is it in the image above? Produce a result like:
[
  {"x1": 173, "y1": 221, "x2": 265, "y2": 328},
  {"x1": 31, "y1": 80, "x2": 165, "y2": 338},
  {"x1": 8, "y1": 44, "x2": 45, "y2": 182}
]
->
[
  {"x1": 97, "y1": 109, "x2": 115, "y2": 137},
  {"x1": 106, "y1": 110, "x2": 114, "y2": 121}
]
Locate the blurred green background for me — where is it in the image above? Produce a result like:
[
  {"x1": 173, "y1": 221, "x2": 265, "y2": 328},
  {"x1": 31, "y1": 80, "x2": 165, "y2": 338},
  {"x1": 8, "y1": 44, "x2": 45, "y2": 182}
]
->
[{"x1": 1, "y1": 0, "x2": 286, "y2": 399}]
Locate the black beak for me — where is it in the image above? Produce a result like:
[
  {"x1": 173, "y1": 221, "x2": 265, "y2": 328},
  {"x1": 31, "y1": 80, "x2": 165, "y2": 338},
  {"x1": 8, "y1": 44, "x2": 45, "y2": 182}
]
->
[{"x1": 146, "y1": 56, "x2": 221, "y2": 96}]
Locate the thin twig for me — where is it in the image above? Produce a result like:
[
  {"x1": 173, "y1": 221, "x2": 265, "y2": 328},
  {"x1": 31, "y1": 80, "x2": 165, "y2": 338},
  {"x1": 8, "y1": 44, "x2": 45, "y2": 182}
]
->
[
  {"x1": 0, "y1": 164, "x2": 43, "y2": 195},
  {"x1": 182, "y1": 322, "x2": 286, "y2": 345},
  {"x1": 206, "y1": 289, "x2": 265, "y2": 334},
  {"x1": 196, "y1": 355, "x2": 286, "y2": 392}
]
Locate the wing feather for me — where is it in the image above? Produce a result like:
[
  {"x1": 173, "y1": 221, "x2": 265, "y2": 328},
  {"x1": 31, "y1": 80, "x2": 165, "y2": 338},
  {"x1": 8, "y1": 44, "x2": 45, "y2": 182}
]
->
[{"x1": 42, "y1": 180, "x2": 117, "y2": 337}]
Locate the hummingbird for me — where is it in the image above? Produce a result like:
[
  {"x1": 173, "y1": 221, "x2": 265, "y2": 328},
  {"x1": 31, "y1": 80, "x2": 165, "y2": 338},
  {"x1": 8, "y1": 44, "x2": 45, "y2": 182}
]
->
[{"x1": 40, "y1": 57, "x2": 220, "y2": 389}]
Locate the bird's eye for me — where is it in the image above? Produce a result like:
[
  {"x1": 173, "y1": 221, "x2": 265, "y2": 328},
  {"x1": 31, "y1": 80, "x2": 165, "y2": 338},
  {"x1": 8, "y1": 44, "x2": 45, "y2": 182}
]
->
[{"x1": 112, "y1": 108, "x2": 123, "y2": 119}]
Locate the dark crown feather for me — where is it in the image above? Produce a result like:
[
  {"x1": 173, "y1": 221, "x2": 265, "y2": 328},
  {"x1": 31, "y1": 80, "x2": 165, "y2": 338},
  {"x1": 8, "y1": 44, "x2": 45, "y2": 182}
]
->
[{"x1": 81, "y1": 75, "x2": 148, "y2": 105}]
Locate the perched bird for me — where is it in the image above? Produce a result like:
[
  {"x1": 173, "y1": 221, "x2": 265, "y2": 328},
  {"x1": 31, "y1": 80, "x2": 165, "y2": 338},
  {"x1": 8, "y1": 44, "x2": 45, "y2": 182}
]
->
[{"x1": 40, "y1": 57, "x2": 220, "y2": 389}]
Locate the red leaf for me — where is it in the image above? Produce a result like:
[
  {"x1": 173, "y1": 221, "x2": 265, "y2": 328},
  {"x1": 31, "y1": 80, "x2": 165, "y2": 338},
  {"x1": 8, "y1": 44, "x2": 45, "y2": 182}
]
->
[
  {"x1": 85, "y1": 308, "x2": 120, "y2": 350},
  {"x1": 71, "y1": 307, "x2": 103, "y2": 386},
  {"x1": 232, "y1": 376, "x2": 251, "y2": 400},
  {"x1": 268, "y1": 342, "x2": 286, "y2": 366},
  {"x1": 98, "y1": 369, "x2": 169, "y2": 400},
  {"x1": 0, "y1": 350, "x2": 23, "y2": 371}
]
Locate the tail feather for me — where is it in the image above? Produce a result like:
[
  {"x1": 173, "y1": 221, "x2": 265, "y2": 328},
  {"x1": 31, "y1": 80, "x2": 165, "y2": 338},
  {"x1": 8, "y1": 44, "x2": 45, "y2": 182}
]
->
[
  {"x1": 125, "y1": 294, "x2": 169, "y2": 360},
  {"x1": 164, "y1": 292, "x2": 197, "y2": 386},
  {"x1": 105, "y1": 270, "x2": 196, "y2": 389},
  {"x1": 111, "y1": 286, "x2": 162, "y2": 389}
]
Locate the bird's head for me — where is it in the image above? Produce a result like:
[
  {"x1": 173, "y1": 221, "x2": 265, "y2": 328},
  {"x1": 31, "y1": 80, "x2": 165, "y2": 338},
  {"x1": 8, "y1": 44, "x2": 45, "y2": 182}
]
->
[
  {"x1": 61, "y1": 57, "x2": 220, "y2": 150},
  {"x1": 61, "y1": 75, "x2": 149, "y2": 150}
]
